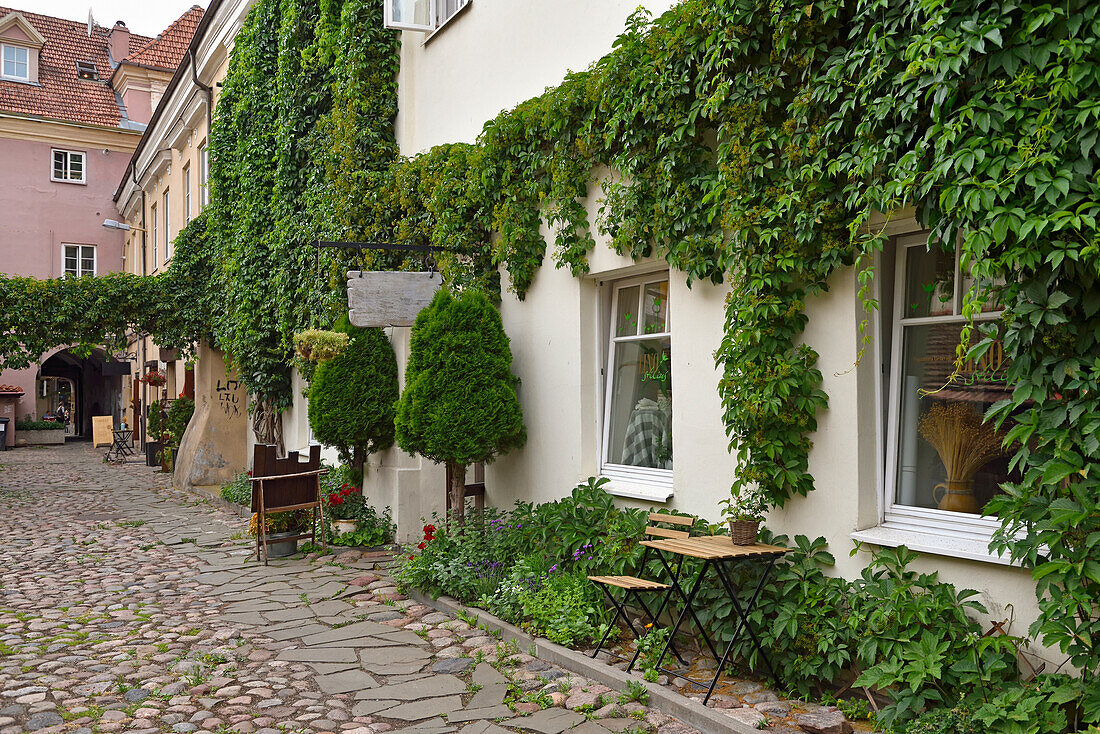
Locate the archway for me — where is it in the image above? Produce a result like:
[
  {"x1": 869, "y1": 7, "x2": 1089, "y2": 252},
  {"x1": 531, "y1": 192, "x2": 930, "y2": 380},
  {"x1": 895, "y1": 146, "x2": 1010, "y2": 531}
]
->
[{"x1": 36, "y1": 348, "x2": 123, "y2": 438}]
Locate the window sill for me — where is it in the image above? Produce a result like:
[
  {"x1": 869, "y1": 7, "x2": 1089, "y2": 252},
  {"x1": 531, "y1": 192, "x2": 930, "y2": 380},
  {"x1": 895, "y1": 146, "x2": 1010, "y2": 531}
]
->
[
  {"x1": 600, "y1": 471, "x2": 673, "y2": 502},
  {"x1": 850, "y1": 525, "x2": 1017, "y2": 566},
  {"x1": 50, "y1": 178, "x2": 87, "y2": 185},
  {"x1": 422, "y1": 1, "x2": 471, "y2": 45}
]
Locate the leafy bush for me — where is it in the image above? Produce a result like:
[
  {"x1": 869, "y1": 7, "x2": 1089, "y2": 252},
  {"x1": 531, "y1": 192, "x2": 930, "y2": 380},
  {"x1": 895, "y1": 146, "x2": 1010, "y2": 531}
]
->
[
  {"x1": 516, "y1": 570, "x2": 608, "y2": 647},
  {"x1": 308, "y1": 326, "x2": 398, "y2": 484},
  {"x1": 165, "y1": 397, "x2": 195, "y2": 445},
  {"x1": 220, "y1": 471, "x2": 251, "y2": 506},
  {"x1": 15, "y1": 419, "x2": 63, "y2": 431},
  {"x1": 328, "y1": 503, "x2": 395, "y2": 548},
  {"x1": 395, "y1": 288, "x2": 526, "y2": 524},
  {"x1": 146, "y1": 403, "x2": 163, "y2": 440}
]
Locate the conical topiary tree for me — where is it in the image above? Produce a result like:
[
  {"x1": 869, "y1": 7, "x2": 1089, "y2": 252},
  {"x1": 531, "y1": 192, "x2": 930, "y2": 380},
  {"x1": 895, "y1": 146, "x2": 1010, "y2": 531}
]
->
[
  {"x1": 308, "y1": 325, "x2": 399, "y2": 486},
  {"x1": 395, "y1": 288, "x2": 526, "y2": 525}
]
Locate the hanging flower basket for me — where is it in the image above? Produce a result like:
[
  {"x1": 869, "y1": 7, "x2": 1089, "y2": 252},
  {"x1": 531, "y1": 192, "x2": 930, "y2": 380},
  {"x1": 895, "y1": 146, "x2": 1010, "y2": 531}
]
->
[{"x1": 140, "y1": 371, "x2": 167, "y2": 387}]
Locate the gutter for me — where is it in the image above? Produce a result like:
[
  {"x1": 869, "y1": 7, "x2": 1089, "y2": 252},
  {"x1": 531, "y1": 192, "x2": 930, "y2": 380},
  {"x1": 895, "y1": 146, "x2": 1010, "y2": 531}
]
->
[{"x1": 190, "y1": 48, "x2": 214, "y2": 137}]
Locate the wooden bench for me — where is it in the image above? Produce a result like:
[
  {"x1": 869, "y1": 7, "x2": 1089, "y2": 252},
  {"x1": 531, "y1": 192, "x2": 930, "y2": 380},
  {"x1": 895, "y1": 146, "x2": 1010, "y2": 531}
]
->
[
  {"x1": 588, "y1": 512, "x2": 694, "y2": 666},
  {"x1": 249, "y1": 444, "x2": 327, "y2": 565}
]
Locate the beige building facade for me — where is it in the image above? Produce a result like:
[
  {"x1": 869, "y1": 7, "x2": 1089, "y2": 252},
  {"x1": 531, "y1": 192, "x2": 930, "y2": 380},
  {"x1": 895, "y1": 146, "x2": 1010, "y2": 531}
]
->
[{"x1": 319, "y1": 0, "x2": 1053, "y2": 669}]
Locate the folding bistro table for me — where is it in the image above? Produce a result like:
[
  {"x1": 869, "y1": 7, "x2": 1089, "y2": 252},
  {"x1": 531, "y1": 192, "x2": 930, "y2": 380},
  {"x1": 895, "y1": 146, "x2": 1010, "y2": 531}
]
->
[
  {"x1": 639, "y1": 535, "x2": 788, "y2": 705},
  {"x1": 106, "y1": 428, "x2": 135, "y2": 462}
]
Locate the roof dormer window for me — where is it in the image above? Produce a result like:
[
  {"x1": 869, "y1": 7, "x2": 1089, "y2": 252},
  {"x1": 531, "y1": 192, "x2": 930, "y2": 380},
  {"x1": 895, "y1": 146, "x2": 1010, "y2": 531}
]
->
[
  {"x1": 76, "y1": 61, "x2": 98, "y2": 80},
  {"x1": 1, "y1": 44, "x2": 28, "y2": 81}
]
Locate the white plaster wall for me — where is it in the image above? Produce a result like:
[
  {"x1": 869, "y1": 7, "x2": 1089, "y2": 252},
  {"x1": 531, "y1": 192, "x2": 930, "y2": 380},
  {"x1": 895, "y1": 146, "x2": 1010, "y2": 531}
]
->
[{"x1": 396, "y1": 0, "x2": 676, "y2": 153}]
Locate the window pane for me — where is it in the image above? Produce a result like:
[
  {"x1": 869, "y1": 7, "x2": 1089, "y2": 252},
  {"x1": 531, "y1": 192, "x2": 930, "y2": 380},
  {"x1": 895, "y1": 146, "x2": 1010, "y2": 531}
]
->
[
  {"x1": 392, "y1": 0, "x2": 432, "y2": 25},
  {"x1": 903, "y1": 243, "x2": 955, "y2": 319},
  {"x1": 53, "y1": 151, "x2": 66, "y2": 179},
  {"x1": 895, "y1": 322, "x2": 1012, "y2": 514},
  {"x1": 606, "y1": 337, "x2": 672, "y2": 469},
  {"x1": 2, "y1": 46, "x2": 13, "y2": 63},
  {"x1": 615, "y1": 285, "x2": 639, "y2": 337},
  {"x1": 642, "y1": 280, "x2": 669, "y2": 334},
  {"x1": 64, "y1": 255, "x2": 78, "y2": 273},
  {"x1": 69, "y1": 155, "x2": 83, "y2": 178}
]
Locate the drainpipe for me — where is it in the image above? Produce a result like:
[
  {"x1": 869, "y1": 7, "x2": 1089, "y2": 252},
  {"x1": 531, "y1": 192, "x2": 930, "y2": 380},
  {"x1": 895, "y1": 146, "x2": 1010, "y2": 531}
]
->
[
  {"x1": 132, "y1": 163, "x2": 148, "y2": 447},
  {"x1": 190, "y1": 49, "x2": 213, "y2": 135}
]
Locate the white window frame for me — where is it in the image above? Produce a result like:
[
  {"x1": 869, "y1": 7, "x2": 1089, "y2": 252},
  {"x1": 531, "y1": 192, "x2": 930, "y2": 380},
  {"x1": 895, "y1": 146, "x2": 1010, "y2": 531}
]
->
[
  {"x1": 51, "y1": 149, "x2": 86, "y2": 184},
  {"x1": 599, "y1": 272, "x2": 673, "y2": 500},
  {"x1": 183, "y1": 164, "x2": 191, "y2": 224},
  {"x1": 163, "y1": 189, "x2": 171, "y2": 261},
  {"x1": 62, "y1": 244, "x2": 96, "y2": 277},
  {"x1": 384, "y1": 0, "x2": 469, "y2": 32},
  {"x1": 852, "y1": 233, "x2": 1013, "y2": 564},
  {"x1": 1, "y1": 43, "x2": 28, "y2": 81},
  {"x1": 151, "y1": 202, "x2": 158, "y2": 268},
  {"x1": 198, "y1": 144, "x2": 209, "y2": 208}
]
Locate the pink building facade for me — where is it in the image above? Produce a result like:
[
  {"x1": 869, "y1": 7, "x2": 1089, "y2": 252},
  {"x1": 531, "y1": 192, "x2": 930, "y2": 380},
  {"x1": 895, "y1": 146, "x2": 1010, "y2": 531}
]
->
[{"x1": 0, "y1": 6, "x2": 200, "y2": 439}]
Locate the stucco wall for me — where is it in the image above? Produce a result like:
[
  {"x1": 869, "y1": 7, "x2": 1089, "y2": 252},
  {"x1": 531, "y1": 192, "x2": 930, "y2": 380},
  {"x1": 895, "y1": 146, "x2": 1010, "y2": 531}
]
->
[{"x1": 396, "y1": 0, "x2": 676, "y2": 153}]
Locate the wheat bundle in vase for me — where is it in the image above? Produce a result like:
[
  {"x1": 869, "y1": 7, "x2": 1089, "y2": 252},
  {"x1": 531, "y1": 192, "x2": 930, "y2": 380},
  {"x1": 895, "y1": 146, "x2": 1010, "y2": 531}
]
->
[{"x1": 918, "y1": 401, "x2": 1003, "y2": 482}]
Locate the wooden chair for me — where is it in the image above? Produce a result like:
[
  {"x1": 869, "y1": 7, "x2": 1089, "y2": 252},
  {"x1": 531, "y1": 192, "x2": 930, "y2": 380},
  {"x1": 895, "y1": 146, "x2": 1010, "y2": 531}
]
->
[
  {"x1": 588, "y1": 512, "x2": 694, "y2": 666},
  {"x1": 249, "y1": 444, "x2": 327, "y2": 565}
]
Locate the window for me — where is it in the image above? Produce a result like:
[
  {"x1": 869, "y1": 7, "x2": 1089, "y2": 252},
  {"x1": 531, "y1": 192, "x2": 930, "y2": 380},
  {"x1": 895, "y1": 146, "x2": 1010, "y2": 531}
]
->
[
  {"x1": 51, "y1": 150, "x2": 85, "y2": 183},
  {"x1": 601, "y1": 274, "x2": 673, "y2": 485},
  {"x1": 384, "y1": 0, "x2": 469, "y2": 32},
  {"x1": 882, "y1": 234, "x2": 1010, "y2": 539},
  {"x1": 151, "y1": 202, "x2": 158, "y2": 268},
  {"x1": 198, "y1": 144, "x2": 209, "y2": 208},
  {"x1": 162, "y1": 190, "x2": 171, "y2": 261},
  {"x1": 1, "y1": 44, "x2": 28, "y2": 80},
  {"x1": 183, "y1": 164, "x2": 191, "y2": 224},
  {"x1": 62, "y1": 244, "x2": 95, "y2": 277},
  {"x1": 75, "y1": 61, "x2": 98, "y2": 80}
]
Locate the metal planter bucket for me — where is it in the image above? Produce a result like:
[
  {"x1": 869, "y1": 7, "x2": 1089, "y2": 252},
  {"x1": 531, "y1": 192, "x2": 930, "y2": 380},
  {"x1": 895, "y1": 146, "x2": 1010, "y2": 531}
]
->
[{"x1": 265, "y1": 531, "x2": 298, "y2": 558}]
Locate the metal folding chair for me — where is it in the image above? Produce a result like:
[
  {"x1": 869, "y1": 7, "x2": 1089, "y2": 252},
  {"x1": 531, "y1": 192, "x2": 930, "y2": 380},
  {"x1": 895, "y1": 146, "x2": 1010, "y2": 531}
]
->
[{"x1": 587, "y1": 512, "x2": 694, "y2": 668}]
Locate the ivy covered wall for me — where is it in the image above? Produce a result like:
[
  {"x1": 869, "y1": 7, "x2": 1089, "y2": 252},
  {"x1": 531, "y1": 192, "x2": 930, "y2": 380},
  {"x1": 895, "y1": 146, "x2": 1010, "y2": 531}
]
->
[{"x1": 0, "y1": 0, "x2": 1097, "y2": 680}]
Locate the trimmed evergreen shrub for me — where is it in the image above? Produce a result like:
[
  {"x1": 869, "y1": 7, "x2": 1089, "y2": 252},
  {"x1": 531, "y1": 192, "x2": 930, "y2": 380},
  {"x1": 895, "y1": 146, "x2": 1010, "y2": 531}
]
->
[
  {"x1": 395, "y1": 289, "x2": 526, "y2": 524},
  {"x1": 308, "y1": 326, "x2": 398, "y2": 484},
  {"x1": 165, "y1": 397, "x2": 195, "y2": 445}
]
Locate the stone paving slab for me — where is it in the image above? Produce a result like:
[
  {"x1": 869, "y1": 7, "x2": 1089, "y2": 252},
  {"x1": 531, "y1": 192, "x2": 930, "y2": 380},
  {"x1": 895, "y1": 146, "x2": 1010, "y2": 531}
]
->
[{"x1": 0, "y1": 444, "x2": 704, "y2": 734}]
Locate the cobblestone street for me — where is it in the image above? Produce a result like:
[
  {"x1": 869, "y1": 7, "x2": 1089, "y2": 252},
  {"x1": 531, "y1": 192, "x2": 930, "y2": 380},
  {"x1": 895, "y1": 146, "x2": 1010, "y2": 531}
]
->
[{"x1": 0, "y1": 444, "x2": 697, "y2": 734}]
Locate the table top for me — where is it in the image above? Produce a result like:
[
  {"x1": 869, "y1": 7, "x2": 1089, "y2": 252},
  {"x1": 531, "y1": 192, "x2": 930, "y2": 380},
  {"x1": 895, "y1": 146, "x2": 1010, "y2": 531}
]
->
[
  {"x1": 113, "y1": 429, "x2": 133, "y2": 436},
  {"x1": 641, "y1": 535, "x2": 789, "y2": 560}
]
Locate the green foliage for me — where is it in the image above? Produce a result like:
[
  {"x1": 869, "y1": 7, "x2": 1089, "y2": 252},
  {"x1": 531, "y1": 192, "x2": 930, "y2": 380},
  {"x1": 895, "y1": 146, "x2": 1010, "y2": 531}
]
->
[
  {"x1": 395, "y1": 288, "x2": 526, "y2": 466},
  {"x1": 220, "y1": 471, "x2": 252, "y2": 507},
  {"x1": 308, "y1": 326, "x2": 398, "y2": 477},
  {"x1": 146, "y1": 403, "x2": 163, "y2": 440},
  {"x1": 328, "y1": 503, "x2": 395, "y2": 547},
  {"x1": 617, "y1": 680, "x2": 649, "y2": 706},
  {"x1": 165, "y1": 397, "x2": 195, "y2": 445},
  {"x1": 634, "y1": 627, "x2": 671, "y2": 679},
  {"x1": 295, "y1": 329, "x2": 349, "y2": 362},
  {"x1": 515, "y1": 570, "x2": 608, "y2": 647},
  {"x1": 14, "y1": 420, "x2": 63, "y2": 431}
]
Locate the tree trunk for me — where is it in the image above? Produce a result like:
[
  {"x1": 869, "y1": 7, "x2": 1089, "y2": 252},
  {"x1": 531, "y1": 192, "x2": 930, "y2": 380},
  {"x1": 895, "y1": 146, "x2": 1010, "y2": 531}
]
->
[
  {"x1": 251, "y1": 398, "x2": 284, "y2": 455},
  {"x1": 448, "y1": 460, "x2": 467, "y2": 527},
  {"x1": 352, "y1": 446, "x2": 366, "y2": 490}
]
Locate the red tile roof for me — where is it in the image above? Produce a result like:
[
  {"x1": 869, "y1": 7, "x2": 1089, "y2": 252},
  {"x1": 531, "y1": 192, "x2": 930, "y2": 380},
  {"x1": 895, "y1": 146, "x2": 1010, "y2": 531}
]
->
[
  {"x1": 124, "y1": 6, "x2": 204, "y2": 71},
  {"x1": 0, "y1": 6, "x2": 202, "y2": 128}
]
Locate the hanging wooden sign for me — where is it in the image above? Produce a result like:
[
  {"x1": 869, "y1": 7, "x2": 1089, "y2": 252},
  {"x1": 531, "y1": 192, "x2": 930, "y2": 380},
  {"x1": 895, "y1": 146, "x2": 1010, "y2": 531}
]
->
[{"x1": 347, "y1": 271, "x2": 443, "y2": 327}]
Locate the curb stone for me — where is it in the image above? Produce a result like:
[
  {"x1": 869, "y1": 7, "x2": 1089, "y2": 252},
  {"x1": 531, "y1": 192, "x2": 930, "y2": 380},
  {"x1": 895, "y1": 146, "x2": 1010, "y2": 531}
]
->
[{"x1": 406, "y1": 589, "x2": 758, "y2": 734}]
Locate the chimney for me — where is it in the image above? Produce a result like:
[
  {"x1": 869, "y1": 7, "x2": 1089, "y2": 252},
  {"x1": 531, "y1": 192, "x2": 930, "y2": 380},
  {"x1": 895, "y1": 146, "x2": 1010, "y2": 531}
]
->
[{"x1": 109, "y1": 21, "x2": 130, "y2": 64}]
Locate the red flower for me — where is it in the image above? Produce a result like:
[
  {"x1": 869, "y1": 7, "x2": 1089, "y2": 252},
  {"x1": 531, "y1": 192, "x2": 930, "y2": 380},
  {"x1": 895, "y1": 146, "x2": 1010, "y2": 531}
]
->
[
  {"x1": 342, "y1": 483, "x2": 349, "y2": 489},
  {"x1": 332, "y1": 496, "x2": 344, "y2": 506},
  {"x1": 409, "y1": 555, "x2": 415, "y2": 560},
  {"x1": 247, "y1": 470, "x2": 252, "y2": 477},
  {"x1": 340, "y1": 488, "x2": 352, "y2": 497},
  {"x1": 417, "y1": 542, "x2": 426, "y2": 549}
]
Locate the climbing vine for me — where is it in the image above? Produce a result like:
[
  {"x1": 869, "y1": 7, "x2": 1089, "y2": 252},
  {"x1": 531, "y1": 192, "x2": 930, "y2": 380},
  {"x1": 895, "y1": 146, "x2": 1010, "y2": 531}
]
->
[{"x1": 1, "y1": 0, "x2": 1097, "y2": 686}]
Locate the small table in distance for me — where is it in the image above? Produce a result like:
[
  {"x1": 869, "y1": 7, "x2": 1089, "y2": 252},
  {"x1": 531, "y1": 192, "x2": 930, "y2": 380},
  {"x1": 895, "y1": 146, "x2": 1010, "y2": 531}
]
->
[
  {"x1": 639, "y1": 535, "x2": 788, "y2": 704},
  {"x1": 106, "y1": 429, "x2": 135, "y2": 462}
]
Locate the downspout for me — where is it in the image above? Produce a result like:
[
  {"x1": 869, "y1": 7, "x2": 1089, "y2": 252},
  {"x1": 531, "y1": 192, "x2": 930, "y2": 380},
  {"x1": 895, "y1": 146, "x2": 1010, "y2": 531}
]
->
[
  {"x1": 190, "y1": 49, "x2": 213, "y2": 136},
  {"x1": 133, "y1": 163, "x2": 148, "y2": 448}
]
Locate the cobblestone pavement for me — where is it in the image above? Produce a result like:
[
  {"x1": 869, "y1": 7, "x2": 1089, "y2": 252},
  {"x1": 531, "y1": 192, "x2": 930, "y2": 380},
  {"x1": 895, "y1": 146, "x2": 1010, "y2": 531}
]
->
[{"x1": 0, "y1": 444, "x2": 699, "y2": 734}]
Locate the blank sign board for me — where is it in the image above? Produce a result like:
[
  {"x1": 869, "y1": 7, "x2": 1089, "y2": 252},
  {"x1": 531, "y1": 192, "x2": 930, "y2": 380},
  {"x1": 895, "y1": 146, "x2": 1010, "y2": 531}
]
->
[
  {"x1": 92, "y1": 415, "x2": 113, "y2": 447},
  {"x1": 347, "y1": 271, "x2": 443, "y2": 327}
]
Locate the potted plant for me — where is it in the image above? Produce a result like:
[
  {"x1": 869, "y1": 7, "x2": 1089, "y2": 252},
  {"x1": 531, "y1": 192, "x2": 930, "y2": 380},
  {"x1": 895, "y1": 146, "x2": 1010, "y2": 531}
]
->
[
  {"x1": 145, "y1": 403, "x2": 163, "y2": 467},
  {"x1": 918, "y1": 401, "x2": 1004, "y2": 513},
  {"x1": 721, "y1": 486, "x2": 767, "y2": 545},
  {"x1": 248, "y1": 510, "x2": 309, "y2": 558},
  {"x1": 325, "y1": 483, "x2": 364, "y2": 536}
]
